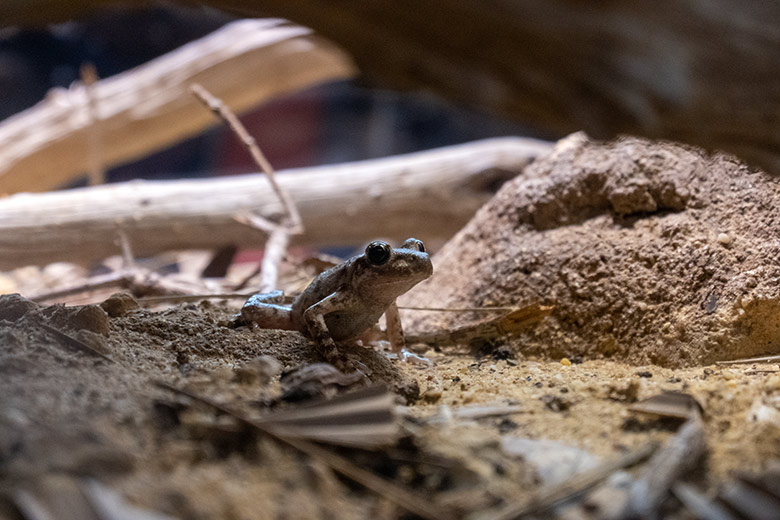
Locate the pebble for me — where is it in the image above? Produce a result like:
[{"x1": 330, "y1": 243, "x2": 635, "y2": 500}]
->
[
  {"x1": 422, "y1": 387, "x2": 442, "y2": 403},
  {"x1": 717, "y1": 232, "x2": 732, "y2": 246}
]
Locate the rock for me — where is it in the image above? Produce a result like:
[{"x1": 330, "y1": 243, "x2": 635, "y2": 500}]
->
[
  {"x1": 0, "y1": 293, "x2": 37, "y2": 322},
  {"x1": 404, "y1": 133, "x2": 780, "y2": 366},
  {"x1": 70, "y1": 305, "x2": 111, "y2": 336},
  {"x1": 100, "y1": 292, "x2": 140, "y2": 317},
  {"x1": 234, "y1": 355, "x2": 282, "y2": 385}
]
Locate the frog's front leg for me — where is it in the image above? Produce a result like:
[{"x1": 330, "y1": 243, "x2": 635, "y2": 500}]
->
[
  {"x1": 241, "y1": 290, "x2": 295, "y2": 330},
  {"x1": 302, "y1": 291, "x2": 363, "y2": 372},
  {"x1": 385, "y1": 301, "x2": 433, "y2": 366}
]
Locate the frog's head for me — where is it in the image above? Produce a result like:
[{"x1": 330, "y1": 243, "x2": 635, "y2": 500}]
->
[{"x1": 355, "y1": 237, "x2": 433, "y2": 301}]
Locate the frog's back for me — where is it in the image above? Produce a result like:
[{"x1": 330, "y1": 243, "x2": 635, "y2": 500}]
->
[{"x1": 290, "y1": 260, "x2": 353, "y2": 329}]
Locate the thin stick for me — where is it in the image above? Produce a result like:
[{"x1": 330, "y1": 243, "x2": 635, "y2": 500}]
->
[
  {"x1": 137, "y1": 293, "x2": 252, "y2": 304},
  {"x1": 399, "y1": 306, "x2": 521, "y2": 312},
  {"x1": 39, "y1": 323, "x2": 114, "y2": 363},
  {"x1": 155, "y1": 381, "x2": 450, "y2": 520},
  {"x1": 477, "y1": 442, "x2": 656, "y2": 520},
  {"x1": 81, "y1": 63, "x2": 105, "y2": 187},
  {"x1": 716, "y1": 355, "x2": 780, "y2": 365},
  {"x1": 30, "y1": 272, "x2": 129, "y2": 303},
  {"x1": 191, "y1": 83, "x2": 304, "y2": 293},
  {"x1": 190, "y1": 83, "x2": 302, "y2": 232}
]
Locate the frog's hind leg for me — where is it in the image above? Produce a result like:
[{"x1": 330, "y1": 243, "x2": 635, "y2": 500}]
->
[{"x1": 240, "y1": 290, "x2": 295, "y2": 330}]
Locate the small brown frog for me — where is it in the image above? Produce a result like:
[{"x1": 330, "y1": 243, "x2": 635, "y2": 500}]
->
[{"x1": 240, "y1": 238, "x2": 433, "y2": 372}]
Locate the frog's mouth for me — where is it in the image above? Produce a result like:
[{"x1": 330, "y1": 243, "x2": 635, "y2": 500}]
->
[{"x1": 372, "y1": 272, "x2": 430, "y2": 289}]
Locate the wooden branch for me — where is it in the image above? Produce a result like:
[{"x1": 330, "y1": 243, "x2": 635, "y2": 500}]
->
[
  {"x1": 7, "y1": 1, "x2": 777, "y2": 172},
  {"x1": 0, "y1": 18, "x2": 355, "y2": 194},
  {"x1": 0, "y1": 137, "x2": 551, "y2": 269}
]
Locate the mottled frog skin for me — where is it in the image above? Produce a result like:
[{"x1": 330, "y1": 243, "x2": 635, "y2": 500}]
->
[{"x1": 241, "y1": 238, "x2": 433, "y2": 371}]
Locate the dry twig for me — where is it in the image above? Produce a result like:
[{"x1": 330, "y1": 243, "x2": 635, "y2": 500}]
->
[{"x1": 191, "y1": 83, "x2": 303, "y2": 293}]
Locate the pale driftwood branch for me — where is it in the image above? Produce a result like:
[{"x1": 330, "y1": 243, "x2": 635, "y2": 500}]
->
[
  {"x1": 0, "y1": 19, "x2": 355, "y2": 194},
  {"x1": 0, "y1": 137, "x2": 552, "y2": 269}
]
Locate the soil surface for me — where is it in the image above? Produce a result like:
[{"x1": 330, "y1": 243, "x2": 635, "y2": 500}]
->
[{"x1": 2, "y1": 135, "x2": 779, "y2": 519}]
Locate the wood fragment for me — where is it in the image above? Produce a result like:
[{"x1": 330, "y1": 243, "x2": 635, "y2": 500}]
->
[
  {"x1": 155, "y1": 381, "x2": 452, "y2": 520},
  {"x1": 719, "y1": 473, "x2": 780, "y2": 520},
  {"x1": 257, "y1": 386, "x2": 399, "y2": 448},
  {"x1": 627, "y1": 411, "x2": 707, "y2": 518},
  {"x1": 477, "y1": 442, "x2": 656, "y2": 520},
  {"x1": 672, "y1": 482, "x2": 738, "y2": 520},
  {"x1": 628, "y1": 392, "x2": 704, "y2": 420}
]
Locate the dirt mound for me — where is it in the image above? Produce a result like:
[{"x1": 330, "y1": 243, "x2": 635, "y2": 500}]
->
[{"x1": 404, "y1": 133, "x2": 780, "y2": 366}]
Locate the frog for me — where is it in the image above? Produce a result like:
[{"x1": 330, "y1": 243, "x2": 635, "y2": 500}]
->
[{"x1": 239, "y1": 238, "x2": 433, "y2": 373}]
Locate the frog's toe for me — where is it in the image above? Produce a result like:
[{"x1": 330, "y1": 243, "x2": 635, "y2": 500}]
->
[{"x1": 398, "y1": 349, "x2": 434, "y2": 367}]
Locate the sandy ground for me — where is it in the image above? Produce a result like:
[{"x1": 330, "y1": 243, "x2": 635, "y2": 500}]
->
[{"x1": 1, "y1": 294, "x2": 777, "y2": 519}]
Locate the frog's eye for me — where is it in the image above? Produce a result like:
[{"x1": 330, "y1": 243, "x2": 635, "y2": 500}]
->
[
  {"x1": 401, "y1": 238, "x2": 425, "y2": 252},
  {"x1": 366, "y1": 241, "x2": 392, "y2": 265}
]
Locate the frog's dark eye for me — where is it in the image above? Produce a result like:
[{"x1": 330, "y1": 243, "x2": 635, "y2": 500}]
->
[
  {"x1": 401, "y1": 238, "x2": 425, "y2": 252},
  {"x1": 366, "y1": 241, "x2": 392, "y2": 265}
]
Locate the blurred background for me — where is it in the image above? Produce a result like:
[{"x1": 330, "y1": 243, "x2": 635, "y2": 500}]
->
[{"x1": 0, "y1": 4, "x2": 533, "y2": 185}]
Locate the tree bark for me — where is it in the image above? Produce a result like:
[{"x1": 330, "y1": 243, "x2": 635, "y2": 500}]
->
[
  {"x1": 0, "y1": 137, "x2": 551, "y2": 269},
  {"x1": 0, "y1": 18, "x2": 355, "y2": 194}
]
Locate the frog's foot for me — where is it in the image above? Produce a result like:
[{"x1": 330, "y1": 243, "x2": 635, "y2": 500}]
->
[
  {"x1": 312, "y1": 336, "x2": 372, "y2": 378},
  {"x1": 390, "y1": 348, "x2": 435, "y2": 367}
]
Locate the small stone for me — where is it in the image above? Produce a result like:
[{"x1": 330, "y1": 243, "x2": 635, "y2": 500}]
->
[
  {"x1": 560, "y1": 358, "x2": 572, "y2": 366},
  {"x1": 0, "y1": 293, "x2": 38, "y2": 322},
  {"x1": 100, "y1": 292, "x2": 140, "y2": 317},
  {"x1": 71, "y1": 305, "x2": 111, "y2": 336},
  {"x1": 422, "y1": 387, "x2": 442, "y2": 403},
  {"x1": 541, "y1": 394, "x2": 570, "y2": 412},
  {"x1": 716, "y1": 232, "x2": 732, "y2": 246},
  {"x1": 241, "y1": 355, "x2": 282, "y2": 385}
]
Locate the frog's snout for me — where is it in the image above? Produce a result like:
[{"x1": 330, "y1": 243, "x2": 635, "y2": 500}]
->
[{"x1": 415, "y1": 253, "x2": 434, "y2": 280}]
